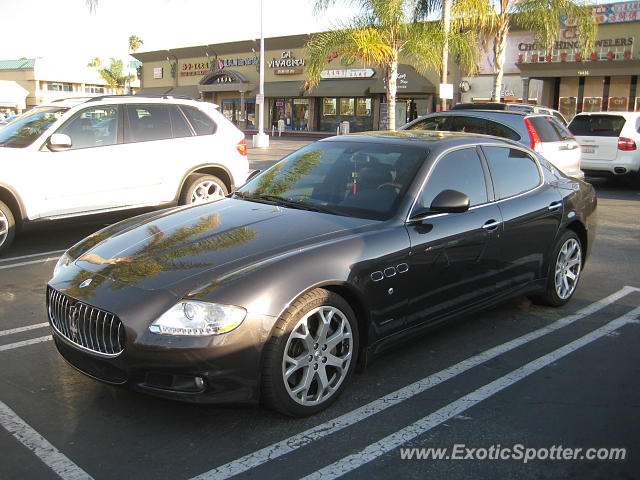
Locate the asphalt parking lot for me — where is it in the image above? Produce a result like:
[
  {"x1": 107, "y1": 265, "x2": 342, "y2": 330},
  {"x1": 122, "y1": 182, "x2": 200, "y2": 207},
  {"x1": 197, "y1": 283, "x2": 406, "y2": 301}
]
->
[{"x1": 1, "y1": 138, "x2": 639, "y2": 479}]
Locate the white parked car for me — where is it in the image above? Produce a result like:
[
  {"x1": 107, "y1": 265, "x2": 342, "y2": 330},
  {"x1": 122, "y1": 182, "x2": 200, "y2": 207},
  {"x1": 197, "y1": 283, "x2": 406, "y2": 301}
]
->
[
  {"x1": 0, "y1": 96, "x2": 250, "y2": 253},
  {"x1": 568, "y1": 112, "x2": 640, "y2": 187}
]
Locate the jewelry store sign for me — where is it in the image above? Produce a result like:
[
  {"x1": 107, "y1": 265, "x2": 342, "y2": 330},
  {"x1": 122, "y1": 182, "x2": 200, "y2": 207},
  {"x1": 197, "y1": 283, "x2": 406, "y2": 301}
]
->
[{"x1": 321, "y1": 68, "x2": 375, "y2": 79}]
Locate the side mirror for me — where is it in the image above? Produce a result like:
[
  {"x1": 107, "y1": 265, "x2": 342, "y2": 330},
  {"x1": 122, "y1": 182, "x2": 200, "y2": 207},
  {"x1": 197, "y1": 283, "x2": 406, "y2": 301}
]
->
[
  {"x1": 430, "y1": 189, "x2": 470, "y2": 213},
  {"x1": 47, "y1": 133, "x2": 72, "y2": 152}
]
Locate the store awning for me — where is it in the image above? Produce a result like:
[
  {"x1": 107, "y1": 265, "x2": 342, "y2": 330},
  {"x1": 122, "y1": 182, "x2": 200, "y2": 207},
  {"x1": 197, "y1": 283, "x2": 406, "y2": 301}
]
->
[
  {"x1": 136, "y1": 87, "x2": 173, "y2": 96},
  {"x1": 306, "y1": 79, "x2": 376, "y2": 97},
  {"x1": 369, "y1": 65, "x2": 436, "y2": 94},
  {"x1": 0, "y1": 80, "x2": 29, "y2": 110},
  {"x1": 168, "y1": 85, "x2": 201, "y2": 98},
  {"x1": 259, "y1": 81, "x2": 304, "y2": 97}
]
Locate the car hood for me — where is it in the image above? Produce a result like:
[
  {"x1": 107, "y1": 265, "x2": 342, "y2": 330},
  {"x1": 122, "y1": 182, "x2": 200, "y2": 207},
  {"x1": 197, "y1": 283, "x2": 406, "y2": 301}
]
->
[{"x1": 69, "y1": 198, "x2": 376, "y2": 294}]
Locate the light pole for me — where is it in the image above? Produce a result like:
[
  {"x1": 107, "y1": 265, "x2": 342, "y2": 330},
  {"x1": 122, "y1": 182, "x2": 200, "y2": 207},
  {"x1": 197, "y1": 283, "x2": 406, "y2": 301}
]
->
[{"x1": 253, "y1": 0, "x2": 269, "y2": 148}]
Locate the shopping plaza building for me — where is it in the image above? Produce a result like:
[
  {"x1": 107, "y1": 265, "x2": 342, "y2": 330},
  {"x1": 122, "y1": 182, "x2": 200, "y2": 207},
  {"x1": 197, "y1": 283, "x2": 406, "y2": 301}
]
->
[{"x1": 132, "y1": 0, "x2": 639, "y2": 131}]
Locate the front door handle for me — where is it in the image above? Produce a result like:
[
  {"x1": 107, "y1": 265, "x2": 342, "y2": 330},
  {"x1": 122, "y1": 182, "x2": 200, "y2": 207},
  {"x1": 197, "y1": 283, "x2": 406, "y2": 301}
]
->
[
  {"x1": 548, "y1": 201, "x2": 563, "y2": 211},
  {"x1": 482, "y1": 219, "x2": 501, "y2": 231}
]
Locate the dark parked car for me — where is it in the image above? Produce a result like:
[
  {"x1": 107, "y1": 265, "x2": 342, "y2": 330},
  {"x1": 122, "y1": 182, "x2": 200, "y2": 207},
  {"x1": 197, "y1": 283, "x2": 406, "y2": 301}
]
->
[
  {"x1": 400, "y1": 110, "x2": 583, "y2": 179},
  {"x1": 48, "y1": 132, "x2": 597, "y2": 416}
]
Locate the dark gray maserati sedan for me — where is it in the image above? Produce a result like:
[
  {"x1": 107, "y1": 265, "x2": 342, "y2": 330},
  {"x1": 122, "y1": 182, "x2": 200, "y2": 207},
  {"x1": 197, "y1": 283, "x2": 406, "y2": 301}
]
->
[{"x1": 47, "y1": 131, "x2": 597, "y2": 416}]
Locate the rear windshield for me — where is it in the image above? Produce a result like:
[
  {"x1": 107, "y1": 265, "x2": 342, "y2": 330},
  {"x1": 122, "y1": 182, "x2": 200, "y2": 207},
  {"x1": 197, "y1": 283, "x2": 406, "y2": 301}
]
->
[
  {"x1": 527, "y1": 116, "x2": 562, "y2": 142},
  {"x1": 568, "y1": 115, "x2": 626, "y2": 137}
]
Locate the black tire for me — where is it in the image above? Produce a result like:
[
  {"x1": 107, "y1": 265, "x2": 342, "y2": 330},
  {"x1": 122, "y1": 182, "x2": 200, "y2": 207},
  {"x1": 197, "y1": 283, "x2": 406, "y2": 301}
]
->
[
  {"x1": 261, "y1": 288, "x2": 359, "y2": 417},
  {"x1": 179, "y1": 174, "x2": 228, "y2": 205},
  {"x1": 534, "y1": 230, "x2": 583, "y2": 307},
  {"x1": 0, "y1": 200, "x2": 16, "y2": 255}
]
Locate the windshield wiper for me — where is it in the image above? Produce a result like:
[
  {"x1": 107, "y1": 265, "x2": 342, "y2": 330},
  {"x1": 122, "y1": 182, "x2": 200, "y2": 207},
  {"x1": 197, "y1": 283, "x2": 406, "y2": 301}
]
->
[{"x1": 235, "y1": 192, "x2": 340, "y2": 215}]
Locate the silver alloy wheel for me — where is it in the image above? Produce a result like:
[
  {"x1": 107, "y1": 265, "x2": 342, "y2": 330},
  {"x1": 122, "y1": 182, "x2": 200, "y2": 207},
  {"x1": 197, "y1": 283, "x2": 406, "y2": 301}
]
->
[
  {"x1": 189, "y1": 179, "x2": 225, "y2": 203},
  {"x1": 554, "y1": 237, "x2": 582, "y2": 300},
  {"x1": 282, "y1": 305, "x2": 353, "y2": 406},
  {"x1": 0, "y1": 209, "x2": 8, "y2": 248}
]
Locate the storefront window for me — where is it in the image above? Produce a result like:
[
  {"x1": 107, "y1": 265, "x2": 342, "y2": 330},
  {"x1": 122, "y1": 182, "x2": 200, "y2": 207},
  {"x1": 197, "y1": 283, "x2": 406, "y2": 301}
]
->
[
  {"x1": 582, "y1": 97, "x2": 602, "y2": 112},
  {"x1": 340, "y1": 98, "x2": 355, "y2": 116},
  {"x1": 323, "y1": 98, "x2": 337, "y2": 115},
  {"x1": 608, "y1": 97, "x2": 628, "y2": 111},
  {"x1": 293, "y1": 99, "x2": 310, "y2": 131},
  {"x1": 559, "y1": 97, "x2": 577, "y2": 121},
  {"x1": 356, "y1": 98, "x2": 372, "y2": 116}
]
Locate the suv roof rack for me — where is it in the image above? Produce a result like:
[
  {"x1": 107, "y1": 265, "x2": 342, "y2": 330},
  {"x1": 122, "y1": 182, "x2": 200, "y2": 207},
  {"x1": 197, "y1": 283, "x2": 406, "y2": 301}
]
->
[{"x1": 85, "y1": 94, "x2": 201, "y2": 102}]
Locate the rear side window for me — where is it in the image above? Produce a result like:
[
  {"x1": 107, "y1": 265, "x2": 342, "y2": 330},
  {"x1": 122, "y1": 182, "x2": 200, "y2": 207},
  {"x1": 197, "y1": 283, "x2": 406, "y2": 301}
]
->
[
  {"x1": 527, "y1": 116, "x2": 562, "y2": 142},
  {"x1": 405, "y1": 115, "x2": 450, "y2": 131},
  {"x1": 126, "y1": 105, "x2": 172, "y2": 142},
  {"x1": 568, "y1": 115, "x2": 626, "y2": 137},
  {"x1": 169, "y1": 106, "x2": 192, "y2": 138},
  {"x1": 449, "y1": 116, "x2": 520, "y2": 141},
  {"x1": 180, "y1": 106, "x2": 217, "y2": 135},
  {"x1": 483, "y1": 147, "x2": 541, "y2": 199}
]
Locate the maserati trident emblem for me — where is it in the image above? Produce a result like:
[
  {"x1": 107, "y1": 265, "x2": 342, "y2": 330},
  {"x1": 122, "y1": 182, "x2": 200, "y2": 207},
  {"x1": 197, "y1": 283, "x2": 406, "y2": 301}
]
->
[
  {"x1": 79, "y1": 278, "x2": 93, "y2": 288},
  {"x1": 69, "y1": 305, "x2": 81, "y2": 339}
]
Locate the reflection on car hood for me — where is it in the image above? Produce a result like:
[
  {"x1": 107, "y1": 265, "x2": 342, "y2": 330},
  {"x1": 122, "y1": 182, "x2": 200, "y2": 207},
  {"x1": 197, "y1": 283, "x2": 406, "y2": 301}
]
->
[{"x1": 72, "y1": 198, "x2": 375, "y2": 293}]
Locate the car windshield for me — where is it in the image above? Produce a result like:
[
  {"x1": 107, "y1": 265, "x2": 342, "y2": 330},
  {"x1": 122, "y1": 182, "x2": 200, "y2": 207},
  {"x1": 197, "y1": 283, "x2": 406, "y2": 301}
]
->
[
  {"x1": 0, "y1": 106, "x2": 68, "y2": 148},
  {"x1": 235, "y1": 141, "x2": 426, "y2": 220}
]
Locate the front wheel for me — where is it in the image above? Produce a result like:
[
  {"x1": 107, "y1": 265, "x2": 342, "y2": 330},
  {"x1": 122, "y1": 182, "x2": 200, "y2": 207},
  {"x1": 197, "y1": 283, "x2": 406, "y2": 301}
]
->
[
  {"x1": 0, "y1": 200, "x2": 16, "y2": 255},
  {"x1": 262, "y1": 289, "x2": 359, "y2": 417},
  {"x1": 179, "y1": 174, "x2": 228, "y2": 205},
  {"x1": 534, "y1": 230, "x2": 583, "y2": 306}
]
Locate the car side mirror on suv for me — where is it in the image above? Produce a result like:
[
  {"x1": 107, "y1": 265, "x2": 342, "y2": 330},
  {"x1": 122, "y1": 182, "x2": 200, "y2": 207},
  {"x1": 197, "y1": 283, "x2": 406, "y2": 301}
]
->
[{"x1": 47, "y1": 133, "x2": 72, "y2": 152}]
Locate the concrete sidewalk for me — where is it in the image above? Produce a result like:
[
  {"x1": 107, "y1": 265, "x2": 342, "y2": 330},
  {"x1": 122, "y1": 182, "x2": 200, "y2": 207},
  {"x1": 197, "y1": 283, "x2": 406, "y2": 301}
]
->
[{"x1": 246, "y1": 136, "x2": 318, "y2": 171}]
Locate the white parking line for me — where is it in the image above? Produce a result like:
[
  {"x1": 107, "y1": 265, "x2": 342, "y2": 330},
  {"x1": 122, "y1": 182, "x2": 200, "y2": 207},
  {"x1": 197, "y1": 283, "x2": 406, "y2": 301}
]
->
[
  {"x1": 0, "y1": 249, "x2": 67, "y2": 263},
  {"x1": 190, "y1": 286, "x2": 640, "y2": 480},
  {"x1": 302, "y1": 306, "x2": 640, "y2": 480},
  {"x1": 0, "y1": 256, "x2": 61, "y2": 271},
  {"x1": 0, "y1": 323, "x2": 49, "y2": 337},
  {"x1": 0, "y1": 400, "x2": 93, "y2": 480},
  {"x1": 0, "y1": 336, "x2": 52, "y2": 352}
]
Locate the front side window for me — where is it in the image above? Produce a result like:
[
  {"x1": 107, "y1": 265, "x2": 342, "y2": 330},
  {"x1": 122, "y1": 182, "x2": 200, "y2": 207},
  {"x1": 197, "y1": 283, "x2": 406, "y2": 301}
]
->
[
  {"x1": 483, "y1": 147, "x2": 541, "y2": 199},
  {"x1": 419, "y1": 147, "x2": 488, "y2": 209},
  {"x1": 405, "y1": 115, "x2": 450, "y2": 131},
  {"x1": 57, "y1": 106, "x2": 119, "y2": 149},
  {"x1": 0, "y1": 106, "x2": 68, "y2": 148}
]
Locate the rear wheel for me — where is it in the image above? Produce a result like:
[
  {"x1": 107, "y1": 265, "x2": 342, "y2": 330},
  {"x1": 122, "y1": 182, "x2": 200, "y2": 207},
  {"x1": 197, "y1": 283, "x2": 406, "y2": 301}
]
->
[
  {"x1": 262, "y1": 289, "x2": 358, "y2": 417},
  {"x1": 0, "y1": 200, "x2": 16, "y2": 255},
  {"x1": 179, "y1": 174, "x2": 228, "y2": 205},
  {"x1": 534, "y1": 230, "x2": 583, "y2": 306}
]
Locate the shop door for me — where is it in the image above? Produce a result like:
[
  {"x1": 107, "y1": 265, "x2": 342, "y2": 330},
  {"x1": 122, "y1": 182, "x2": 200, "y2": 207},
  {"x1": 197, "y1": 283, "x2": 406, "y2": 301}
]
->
[
  {"x1": 271, "y1": 100, "x2": 293, "y2": 130},
  {"x1": 222, "y1": 100, "x2": 237, "y2": 124}
]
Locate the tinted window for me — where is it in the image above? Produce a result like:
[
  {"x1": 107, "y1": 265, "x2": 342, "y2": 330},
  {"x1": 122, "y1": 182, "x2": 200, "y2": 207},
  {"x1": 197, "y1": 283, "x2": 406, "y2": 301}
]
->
[
  {"x1": 420, "y1": 147, "x2": 488, "y2": 208},
  {"x1": 527, "y1": 116, "x2": 562, "y2": 142},
  {"x1": 484, "y1": 147, "x2": 541, "y2": 199},
  {"x1": 126, "y1": 105, "x2": 172, "y2": 143},
  {"x1": 169, "y1": 106, "x2": 192, "y2": 138},
  {"x1": 568, "y1": 114, "x2": 626, "y2": 137},
  {"x1": 57, "y1": 105, "x2": 119, "y2": 150},
  {"x1": 449, "y1": 116, "x2": 520, "y2": 141},
  {"x1": 547, "y1": 117, "x2": 574, "y2": 140},
  {"x1": 181, "y1": 106, "x2": 216, "y2": 135},
  {"x1": 405, "y1": 116, "x2": 450, "y2": 131}
]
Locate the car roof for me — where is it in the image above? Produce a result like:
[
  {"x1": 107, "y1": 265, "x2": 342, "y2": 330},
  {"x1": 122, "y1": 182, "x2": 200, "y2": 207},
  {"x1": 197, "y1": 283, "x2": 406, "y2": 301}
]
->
[{"x1": 39, "y1": 95, "x2": 217, "y2": 109}]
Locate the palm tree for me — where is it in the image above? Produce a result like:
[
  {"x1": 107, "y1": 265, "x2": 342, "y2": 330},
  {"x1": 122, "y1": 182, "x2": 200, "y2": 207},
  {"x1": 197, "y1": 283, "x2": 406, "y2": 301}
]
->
[
  {"x1": 454, "y1": 0, "x2": 596, "y2": 102},
  {"x1": 98, "y1": 58, "x2": 132, "y2": 93},
  {"x1": 307, "y1": 0, "x2": 476, "y2": 130},
  {"x1": 129, "y1": 35, "x2": 144, "y2": 53}
]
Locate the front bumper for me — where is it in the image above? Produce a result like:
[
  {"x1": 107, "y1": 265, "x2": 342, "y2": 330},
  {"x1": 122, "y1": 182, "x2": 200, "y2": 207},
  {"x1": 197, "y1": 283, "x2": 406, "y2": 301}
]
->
[{"x1": 47, "y1": 277, "x2": 278, "y2": 404}]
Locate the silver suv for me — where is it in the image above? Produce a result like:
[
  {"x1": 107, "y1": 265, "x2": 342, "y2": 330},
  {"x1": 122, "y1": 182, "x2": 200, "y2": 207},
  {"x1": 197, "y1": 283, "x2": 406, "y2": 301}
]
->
[{"x1": 0, "y1": 96, "x2": 250, "y2": 253}]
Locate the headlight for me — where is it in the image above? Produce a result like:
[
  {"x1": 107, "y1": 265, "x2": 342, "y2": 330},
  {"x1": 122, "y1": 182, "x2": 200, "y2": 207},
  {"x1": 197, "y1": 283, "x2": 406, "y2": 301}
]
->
[
  {"x1": 149, "y1": 301, "x2": 246, "y2": 336},
  {"x1": 53, "y1": 252, "x2": 73, "y2": 277}
]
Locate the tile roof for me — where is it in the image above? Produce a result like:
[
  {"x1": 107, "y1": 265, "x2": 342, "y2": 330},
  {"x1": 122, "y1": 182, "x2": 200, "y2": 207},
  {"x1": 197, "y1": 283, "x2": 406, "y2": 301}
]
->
[{"x1": 0, "y1": 58, "x2": 36, "y2": 70}]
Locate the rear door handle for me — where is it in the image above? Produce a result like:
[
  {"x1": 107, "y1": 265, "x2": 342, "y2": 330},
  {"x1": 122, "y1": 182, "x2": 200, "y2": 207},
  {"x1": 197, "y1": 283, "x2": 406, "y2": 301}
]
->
[
  {"x1": 549, "y1": 201, "x2": 563, "y2": 211},
  {"x1": 482, "y1": 219, "x2": 501, "y2": 231}
]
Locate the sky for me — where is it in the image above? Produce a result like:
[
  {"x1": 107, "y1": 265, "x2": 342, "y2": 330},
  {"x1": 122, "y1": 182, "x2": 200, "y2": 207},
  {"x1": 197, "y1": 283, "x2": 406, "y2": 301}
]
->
[{"x1": 0, "y1": 0, "x2": 358, "y2": 66}]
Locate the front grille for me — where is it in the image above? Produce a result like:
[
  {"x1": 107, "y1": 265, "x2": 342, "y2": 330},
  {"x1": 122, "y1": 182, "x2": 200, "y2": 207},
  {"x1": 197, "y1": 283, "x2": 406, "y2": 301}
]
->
[{"x1": 47, "y1": 287, "x2": 125, "y2": 357}]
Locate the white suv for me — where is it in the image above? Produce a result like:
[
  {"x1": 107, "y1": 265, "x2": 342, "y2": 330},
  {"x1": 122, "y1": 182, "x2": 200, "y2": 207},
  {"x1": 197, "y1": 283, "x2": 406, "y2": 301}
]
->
[
  {"x1": 568, "y1": 112, "x2": 640, "y2": 187},
  {"x1": 0, "y1": 96, "x2": 250, "y2": 253}
]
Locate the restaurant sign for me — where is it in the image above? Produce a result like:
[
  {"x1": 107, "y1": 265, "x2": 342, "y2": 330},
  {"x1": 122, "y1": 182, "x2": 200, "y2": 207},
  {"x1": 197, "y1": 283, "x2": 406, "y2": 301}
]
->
[{"x1": 320, "y1": 68, "x2": 375, "y2": 79}]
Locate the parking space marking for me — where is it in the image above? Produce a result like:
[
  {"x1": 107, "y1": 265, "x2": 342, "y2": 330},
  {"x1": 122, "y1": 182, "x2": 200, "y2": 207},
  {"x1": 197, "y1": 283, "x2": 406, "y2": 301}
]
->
[
  {"x1": 302, "y1": 306, "x2": 640, "y2": 480},
  {"x1": 0, "y1": 323, "x2": 49, "y2": 337},
  {"x1": 0, "y1": 249, "x2": 67, "y2": 264},
  {"x1": 0, "y1": 336, "x2": 52, "y2": 352},
  {"x1": 0, "y1": 256, "x2": 61, "y2": 271},
  {"x1": 0, "y1": 400, "x2": 93, "y2": 480},
  {"x1": 190, "y1": 286, "x2": 639, "y2": 480}
]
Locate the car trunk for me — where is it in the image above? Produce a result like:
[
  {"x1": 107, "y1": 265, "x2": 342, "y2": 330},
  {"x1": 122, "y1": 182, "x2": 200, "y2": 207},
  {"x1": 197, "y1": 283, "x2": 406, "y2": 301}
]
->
[{"x1": 568, "y1": 114, "x2": 626, "y2": 161}]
